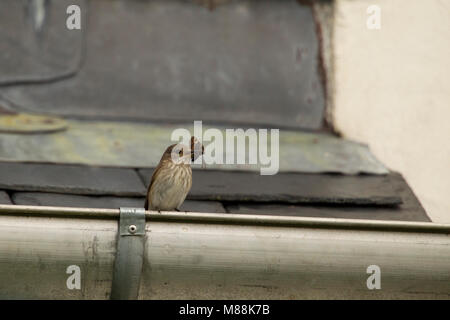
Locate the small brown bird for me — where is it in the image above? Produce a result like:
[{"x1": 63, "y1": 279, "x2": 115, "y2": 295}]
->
[{"x1": 144, "y1": 137, "x2": 204, "y2": 211}]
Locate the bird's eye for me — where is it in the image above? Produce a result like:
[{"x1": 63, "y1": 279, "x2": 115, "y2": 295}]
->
[{"x1": 179, "y1": 149, "x2": 183, "y2": 156}]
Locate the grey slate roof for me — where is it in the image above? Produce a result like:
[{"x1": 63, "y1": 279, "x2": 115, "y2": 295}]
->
[{"x1": 0, "y1": 162, "x2": 430, "y2": 222}]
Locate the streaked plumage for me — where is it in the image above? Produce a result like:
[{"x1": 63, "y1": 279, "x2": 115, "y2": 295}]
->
[{"x1": 145, "y1": 137, "x2": 203, "y2": 211}]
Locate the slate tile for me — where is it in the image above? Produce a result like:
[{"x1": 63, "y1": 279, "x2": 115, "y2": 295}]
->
[
  {"x1": 179, "y1": 200, "x2": 226, "y2": 213},
  {"x1": 12, "y1": 192, "x2": 143, "y2": 209},
  {"x1": 224, "y1": 173, "x2": 430, "y2": 222},
  {"x1": 12, "y1": 192, "x2": 226, "y2": 213},
  {"x1": 0, "y1": 191, "x2": 11, "y2": 204},
  {"x1": 7, "y1": 172, "x2": 429, "y2": 221},
  {"x1": 0, "y1": 121, "x2": 388, "y2": 175},
  {"x1": 0, "y1": 162, "x2": 145, "y2": 196},
  {"x1": 138, "y1": 169, "x2": 402, "y2": 206}
]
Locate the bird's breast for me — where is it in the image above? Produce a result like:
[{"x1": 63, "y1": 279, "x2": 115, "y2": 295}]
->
[{"x1": 148, "y1": 163, "x2": 192, "y2": 211}]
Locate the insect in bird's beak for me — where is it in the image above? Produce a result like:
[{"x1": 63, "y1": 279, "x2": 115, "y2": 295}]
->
[
  {"x1": 199, "y1": 144, "x2": 206, "y2": 169},
  {"x1": 190, "y1": 136, "x2": 204, "y2": 163}
]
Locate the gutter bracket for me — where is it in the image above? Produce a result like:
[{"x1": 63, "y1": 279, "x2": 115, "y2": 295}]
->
[{"x1": 110, "y1": 207, "x2": 146, "y2": 300}]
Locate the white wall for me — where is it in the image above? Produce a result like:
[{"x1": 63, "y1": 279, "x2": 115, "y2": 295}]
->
[{"x1": 332, "y1": 0, "x2": 450, "y2": 222}]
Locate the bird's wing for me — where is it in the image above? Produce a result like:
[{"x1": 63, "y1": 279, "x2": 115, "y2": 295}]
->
[
  {"x1": 144, "y1": 161, "x2": 166, "y2": 210},
  {"x1": 145, "y1": 144, "x2": 177, "y2": 210},
  {"x1": 145, "y1": 169, "x2": 158, "y2": 210},
  {"x1": 145, "y1": 166, "x2": 158, "y2": 210}
]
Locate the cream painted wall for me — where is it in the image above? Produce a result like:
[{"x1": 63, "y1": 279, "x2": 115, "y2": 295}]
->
[{"x1": 332, "y1": 0, "x2": 450, "y2": 222}]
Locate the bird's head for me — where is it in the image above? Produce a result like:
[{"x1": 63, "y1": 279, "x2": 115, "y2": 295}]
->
[{"x1": 164, "y1": 136, "x2": 204, "y2": 165}]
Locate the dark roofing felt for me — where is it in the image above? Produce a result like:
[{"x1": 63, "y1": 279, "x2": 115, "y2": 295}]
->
[{"x1": 0, "y1": 0, "x2": 324, "y2": 130}]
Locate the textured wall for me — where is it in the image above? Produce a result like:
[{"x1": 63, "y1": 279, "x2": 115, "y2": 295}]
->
[{"x1": 332, "y1": 0, "x2": 450, "y2": 222}]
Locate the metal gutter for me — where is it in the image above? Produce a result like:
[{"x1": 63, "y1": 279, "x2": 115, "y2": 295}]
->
[
  {"x1": 0, "y1": 204, "x2": 448, "y2": 233},
  {"x1": 0, "y1": 204, "x2": 449, "y2": 299}
]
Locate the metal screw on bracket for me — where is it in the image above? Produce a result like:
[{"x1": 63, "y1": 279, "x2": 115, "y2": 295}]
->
[{"x1": 128, "y1": 225, "x2": 137, "y2": 234}]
